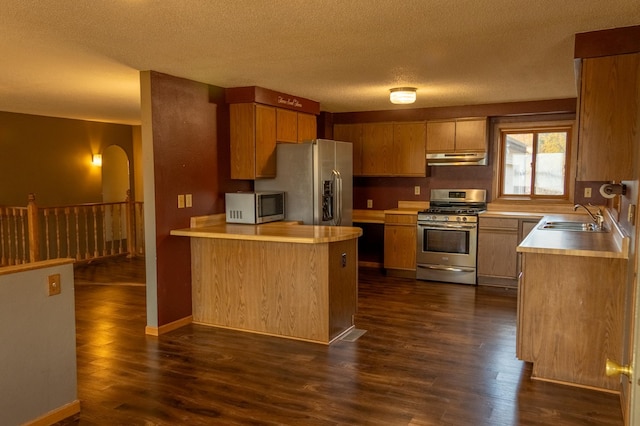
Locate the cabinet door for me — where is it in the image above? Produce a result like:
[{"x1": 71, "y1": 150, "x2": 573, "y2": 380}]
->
[
  {"x1": 334, "y1": 123, "x2": 363, "y2": 176},
  {"x1": 362, "y1": 123, "x2": 394, "y2": 175},
  {"x1": 384, "y1": 214, "x2": 417, "y2": 270},
  {"x1": 230, "y1": 103, "x2": 256, "y2": 179},
  {"x1": 393, "y1": 122, "x2": 426, "y2": 176},
  {"x1": 297, "y1": 113, "x2": 317, "y2": 143},
  {"x1": 426, "y1": 120, "x2": 455, "y2": 152},
  {"x1": 455, "y1": 118, "x2": 488, "y2": 152},
  {"x1": 255, "y1": 104, "x2": 277, "y2": 178},
  {"x1": 577, "y1": 53, "x2": 640, "y2": 181},
  {"x1": 477, "y1": 218, "x2": 519, "y2": 279},
  {"x1": 276, "y1": 108, "x2": 298, "y2": 143}
]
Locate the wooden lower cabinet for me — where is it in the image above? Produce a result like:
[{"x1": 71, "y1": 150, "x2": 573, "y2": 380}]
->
[
  {"x1": 517, "y1": 252, "x2": 627, "y2": 391},
  {"x1": 477, "y1": 217, "x2": 519, "y2": 286},
  {"x1": 190, "y1": 236, "x2": 358, "y2": 344},
  {"x1": 384, "y1": 213, "x2": 417, "y2": 273},
  {"x1": 477, "y1": 216, "x2": 541, "y2": 287}
]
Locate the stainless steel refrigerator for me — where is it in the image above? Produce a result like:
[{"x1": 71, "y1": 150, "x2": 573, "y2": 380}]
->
[{"x1": 255, "y1": 139, "x2": 353, "y2": 226}]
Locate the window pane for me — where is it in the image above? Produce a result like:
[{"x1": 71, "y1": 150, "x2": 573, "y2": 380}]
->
[
  {"x1": 534, "y1": 132, "x2": 567, "y2": 195},
  {"x1": 503, "y1": 133, "x2": 532, "y2": 195}
]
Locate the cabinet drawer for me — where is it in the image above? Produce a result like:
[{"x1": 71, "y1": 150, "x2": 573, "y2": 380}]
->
[
  {"x1": 385, "y1": 214, "x2": 417, "y2": 225},
  {"x1": 479, "y1": 217, "x2": 518, "y2": 230}
]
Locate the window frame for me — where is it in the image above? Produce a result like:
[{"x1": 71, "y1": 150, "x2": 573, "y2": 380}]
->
[{"x1": 492, "y1": 117, "x2": 576, "y2": 203}]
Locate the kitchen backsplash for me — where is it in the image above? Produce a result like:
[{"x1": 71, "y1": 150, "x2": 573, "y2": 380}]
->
[{"x1": 353, "y1": 165, "x2": 493, "y2": 210}]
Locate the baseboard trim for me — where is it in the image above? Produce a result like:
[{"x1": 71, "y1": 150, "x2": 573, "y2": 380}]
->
[
  {"x1": 145, "y1": 315, "x2": 193, "y2": 336},
  {"x1": 359, "y1": 261, "x2": 383, "y2": 269},
  {"x1": 24, "y1": 400, "x2": 81, "y2": 426}
]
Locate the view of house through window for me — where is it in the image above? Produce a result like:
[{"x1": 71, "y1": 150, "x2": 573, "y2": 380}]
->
[{"x1": 501, "y1": 127, "x2": 570, "y2": 198}]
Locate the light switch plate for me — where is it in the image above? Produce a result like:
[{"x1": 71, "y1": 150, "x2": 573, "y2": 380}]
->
[
  {"x1": 628, "y1": 204, "x2": 636, "y2": 224},
  {"x1": 177, "y1": 194, "x2": 185, "y2": 209},
  {"x1": 367, "y1": 199, "x2": 373, "y2": 209},
  {"x1": 414, "y1": 186, "x2": 421, "y2": 195},
  {"x1": 185, "y1": 194, "x2": 193, "y2": 208},
  {"x1": 48, "y1": 274, "x2": 61, "y2": 296},
  {"x1": 584, "y1": 187, "x2": 592, "y2": 198}
]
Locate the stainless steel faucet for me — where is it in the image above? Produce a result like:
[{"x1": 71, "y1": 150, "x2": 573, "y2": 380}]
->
[{"x1": 574, "y1": 203, "x2": 604, "y2": 229}]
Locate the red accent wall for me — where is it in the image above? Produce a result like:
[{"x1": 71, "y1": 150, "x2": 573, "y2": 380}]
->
[{"x1": 148, "y1": 72, "x2": 250, "y2": 326}]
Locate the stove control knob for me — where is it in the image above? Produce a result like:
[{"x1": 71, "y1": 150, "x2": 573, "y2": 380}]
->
[
  {"x1": 456, "y1": 217, "x2": 461, "y2": 222},
  {"x1": 444, "y1": 216, "x2": 449, "y2": 222},
  {"x1": 462, "y1": 216, "x2": 468, "y2": 222}
]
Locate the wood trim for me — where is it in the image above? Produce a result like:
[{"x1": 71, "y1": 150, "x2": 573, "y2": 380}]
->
[
  {"x1": 225, "y1": 86, "x2": 320, "y2": 115},
  {"x1": 358, "y1": 260, "x2": 383, "y2": 268},
  {"x1": 353, "y1": 209, "x2": 385, "y2": 223},
  {"x1": 332, "y1": 98, "x2": 576, "y2": 124},
  {"x1": 145, "y1": 315, "x2": 193, "y2": 336},
  {"x1": 190, "y1": 213, "x2": 226, "y2": 228},
  {"x1": 574, "y1": 25, "x2": 640, "y2": 59},
  {"x1": 0, "y1": 258, "x2": 75, "y2": 276},
  {"x1": 530, "y1": 376, "x2": 620, "y2": 395},
  {"x1": 23, "y1": 400, "x2": 81, "y2": 426}
]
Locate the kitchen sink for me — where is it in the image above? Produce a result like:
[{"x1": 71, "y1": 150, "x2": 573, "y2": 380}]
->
[{"x1": 538, "y1": 221, "x2": 607, "y2": 232}]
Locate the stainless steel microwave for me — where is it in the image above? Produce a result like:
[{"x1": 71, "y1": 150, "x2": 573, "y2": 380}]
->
[{"x1": 225, "y1": 192, "x2": 285, "y2": 224}]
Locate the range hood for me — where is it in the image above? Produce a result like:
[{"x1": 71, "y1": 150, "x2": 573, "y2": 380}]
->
[{"x1": 426, "y1": 152, "x2": 487, "y2": 166}]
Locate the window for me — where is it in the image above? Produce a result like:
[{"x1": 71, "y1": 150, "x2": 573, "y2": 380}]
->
[{"x1": 499, "y1": 126, "x2": 571, "y2": 199}]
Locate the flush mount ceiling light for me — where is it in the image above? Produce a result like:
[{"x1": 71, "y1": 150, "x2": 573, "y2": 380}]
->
[{"x1": 389, "y1": 87, "x2": 417, "y2": 104}]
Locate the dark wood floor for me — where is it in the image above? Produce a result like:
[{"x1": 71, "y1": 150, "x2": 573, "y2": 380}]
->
[{"x1": 60, "y1": 257, "x2": 623, "y2": 425}]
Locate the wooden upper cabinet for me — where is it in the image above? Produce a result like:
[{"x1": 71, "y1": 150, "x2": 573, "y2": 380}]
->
[
  {"x1": 334, "y1": 123, "x2": 363, "y2": 175},
  {"x1": 577, "y1": 53, "x2": 640, "y2": 181},
  {"x1": 230, "y1": 103, "x2": 276, "y2": 179},
  {"x1": 426, "y1": 118, "x2": 487, "y2": 153},
  {"x1": 362, "y1": 123, "x2": 394, "y2": 176},
  {"x1": 393, "y1": 122, "x2": 426, "y2": 176},
  {"x1": 335, "y1": 121, "x2": 426, "y2": 177},
  {"x1": 297, "y1": 112, "x2": 317, "y2": 142},
  {"x1": 276, "y1": 110, "x2": 317, "y2": 143},
  {"x1": 455, "y1": 119, "x2": 488, "y2": 151},
  {"x1": 276, "y1": 108, "x2": 298, "y2": 143},
  {"x1": 426, "y1": 120, "x2": 455, "y2": 152}
]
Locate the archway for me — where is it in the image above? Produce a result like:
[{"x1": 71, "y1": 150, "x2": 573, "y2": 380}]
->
[{"x1": 102, "y1": 145, "x2": 130, "y2": 203}]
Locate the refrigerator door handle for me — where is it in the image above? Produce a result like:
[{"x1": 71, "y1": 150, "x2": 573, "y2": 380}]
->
[{"x1": 332, "y1": 169, "x2": 342, "y2": 226}]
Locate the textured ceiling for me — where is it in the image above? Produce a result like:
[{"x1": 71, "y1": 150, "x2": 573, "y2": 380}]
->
[{"x1": 1, "y1": 1, "x2": 639, "y2": 125}]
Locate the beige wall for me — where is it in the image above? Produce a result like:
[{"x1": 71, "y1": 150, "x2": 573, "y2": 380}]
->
[
  {"x1": 0, "y1": 111, "x2": 134, "y2": 207},
  {"x1": 0, "y1": 259, "x2": 78, "y2": 424}
]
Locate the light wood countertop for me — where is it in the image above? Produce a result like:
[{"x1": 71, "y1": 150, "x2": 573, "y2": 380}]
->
[
  {"x1": 517, "y1": 212, "x2": 629, "y2": 259},
  {"x1": 171, "y1": 221, "x2": 362, "y2": 244}
]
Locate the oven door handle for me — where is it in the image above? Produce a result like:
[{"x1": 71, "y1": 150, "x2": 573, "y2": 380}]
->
[
  {"x1": 417, "y1": 264, "x2": 476, "y2": 273},
  {"x1": 418, "y1": 223, "x2": 477, "y2": 230}
]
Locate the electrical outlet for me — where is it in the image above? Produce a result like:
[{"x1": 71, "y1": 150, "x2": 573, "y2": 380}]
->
[
  {"x1": 48, "y1": 274, "x2": 61, "y2": 296},
  {"x1": 414, "y1": 186, "x2": 420, "y2": 195},
  {"x1": 185, "y1": 194, "x2": 192, "y2": 208},
  {"x1": 584, "y1": 187, "x2": 592, "y2": 198},
  {"x1": 177, "y1": 194, "x2": 185, "y2": 209},
  {"x1": 367, "y1": 199, "x2": 373, "y2": 209}
]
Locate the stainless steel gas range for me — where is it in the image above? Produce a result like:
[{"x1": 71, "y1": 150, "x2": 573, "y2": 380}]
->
[{"x1": 416, "y1": 189, "x2": 487, "y2": 285}]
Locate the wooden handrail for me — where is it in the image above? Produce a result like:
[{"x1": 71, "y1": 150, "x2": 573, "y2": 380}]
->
[{"x1": 0, "y1": 193, "x2": 145, "y2": 266}]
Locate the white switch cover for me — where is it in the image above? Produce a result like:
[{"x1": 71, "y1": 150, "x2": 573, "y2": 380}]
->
[
  {"x1": 414, "y1": 186, "x2": 421, "y2": 195},
  {"x1": 584, "y1": 187, "x2": 592, "y2": 198},
  {"x1": 177, "y1": 194, "x2": 185, "y2": 209},
  {"x1": 185, "y1": 194, "x2": 193, "y2": 208},
  {"x1": 367, "y1": 199, "x2": 373, "y2": 209}
]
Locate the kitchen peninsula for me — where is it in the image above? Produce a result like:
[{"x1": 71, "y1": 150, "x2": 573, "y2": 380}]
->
[{"x1": 171, "y1": 217, "x2": 362, "y2": 344}]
